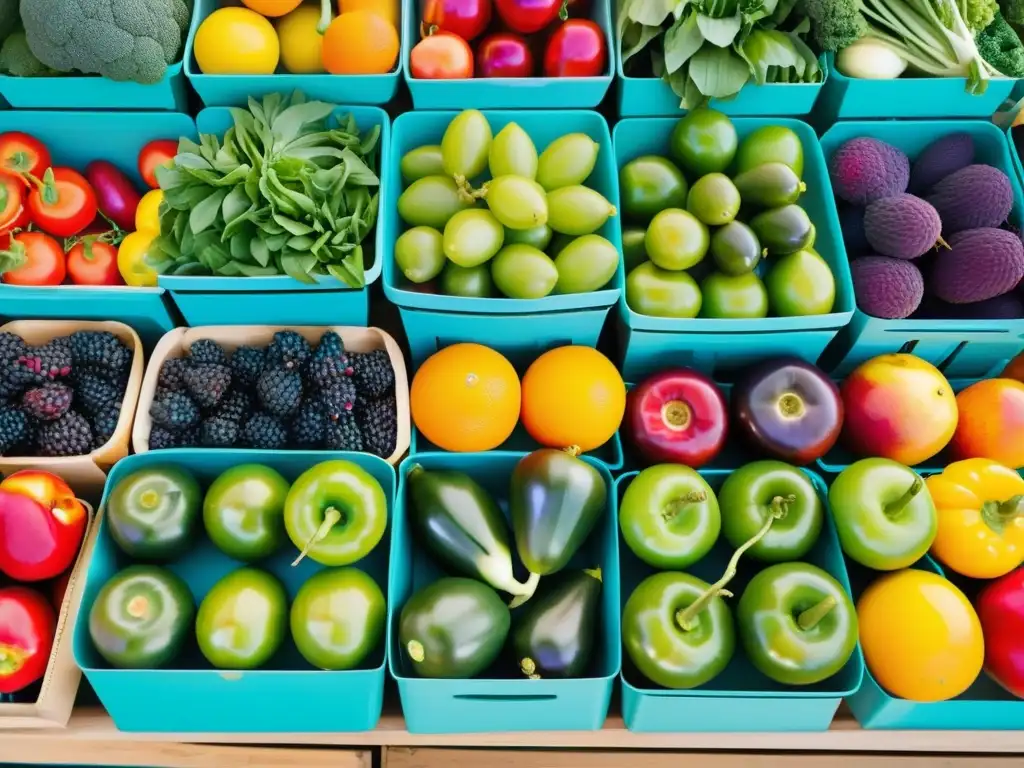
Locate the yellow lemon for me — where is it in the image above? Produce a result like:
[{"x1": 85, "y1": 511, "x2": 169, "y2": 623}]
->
[
  {"x1": 135, "y1": 190, "x2": 163, "y2": 234},
  {"x1": 276, "y1": 4, "x2": 326, "y2": 74},
  {"x1": 194, "y1": 8, "x2": 280, "y2": 75},
  {"x1": 118, "y1": 232, "x2": 159, "y2": 288}
]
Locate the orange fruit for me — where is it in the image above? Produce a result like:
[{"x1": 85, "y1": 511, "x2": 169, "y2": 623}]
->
[
  {"x1": 521, "y1": 346, "x2": 626, "y2": 452},
  {"x1": 949, "y1": 378, "x2": 1024, "y2": 469},
  {"x1": 411, "y1": 344, "x2": 521, "y2": 452},
  {"x1": 241, "y1": 0, "x2": 304, "y2": 16},
  {"x1": 322, "y1": 11, "x2": 399, "y2": 74},
  {"x1": 339, "y1": 0, "x2": 399, "y2": 28}
]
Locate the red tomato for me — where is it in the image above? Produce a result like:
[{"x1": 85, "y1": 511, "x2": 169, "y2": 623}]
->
[
  {"x1": 28, "y1": 167, "x2": 98, "y2": 238},
  {"x1": 0, "y1": 132, "x2": 51, "y2": 182},
  {"x1": 138, "y1": 139, "x2": 178, "y2": 190},
  {"x1": 0, "y1": 587, "x2": 55, "y2": 694},
  {"x1": 66, "y1": 240, "x2": 124, "y2": 286},
  {"x1": 477, "y1": 33, "x2": 534, "y2": 77},
  {"x1": 544, "y1": 19, "x2": 606, "y2": 76},
  {"x1": 0, "y1": 231, "x2": 66, "y2": 286},
  {"x1": 422, "y1": 0, "x2": 492, "y2": 41},
  {"x1": 494, "y1": 0, "x2": 562, "y2": 33},
  {"x1": 0, "y1": 172, "x2": 27, "y2": 231},
  {"x1": 977, "y1": 569, "x2": 1024, "y2": 698},
  {"x1": 410, "y1": 33, "x2": 474, "y2": 79}
]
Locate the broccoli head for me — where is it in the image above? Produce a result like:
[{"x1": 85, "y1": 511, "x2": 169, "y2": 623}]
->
[
  {"x1": 801, "y1": 0, "x2": 868, "y2": 51},
  {"x1": 19, "y1": 0, "x2": 190, "y2": 84},
  {"x1": 1000, "y1": 0, "x2": 1024, "y2": 26},
  {"x1": 0, "y1": 28, "x2": 54, "y2": 76},
  {"x1": 959, "y1": 0, "x2": 998, "y2": 32},
  {"x1": 977, "y1": 10, "x2": 1024, "y2": 75}
]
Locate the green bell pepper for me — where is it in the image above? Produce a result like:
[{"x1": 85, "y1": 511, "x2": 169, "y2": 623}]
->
[
  {"x1": 195, "y1": 567, "x2": 287, "y2": 670},
  {"x1": 736, "y1": 561, "x2": 858, "y2": 686},
  {"x1": 105, "y1": 466, "x2": 201, "y2": 561},
  {"x1": 285, "y1": 460, "x2": 388, "y2": 567},
  {"x1": 203, "y1": 464, "x2": 289, "y2": 562}
]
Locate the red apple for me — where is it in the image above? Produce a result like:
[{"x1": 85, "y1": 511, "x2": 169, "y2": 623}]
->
[{"x1": 0, "y1": 471, "x2": 87, "y2": 582}]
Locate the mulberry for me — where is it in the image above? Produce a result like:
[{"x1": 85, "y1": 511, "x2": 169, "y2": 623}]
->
[
  {"x1": 265, "y1": 331, "x2": 311, "y2": 371},
  {"x1": 184, "y1": 364, "x2": 232, "y2": 410},
  {"x1": 21, "y1": 384, "x2": 73, "y2": 421},
  {"x1": 230, "y1": 346, "x2": 265, "y2": 390},
  {"x1": 257, "y1": 368, "x2": 302, "y2": 418},
  {"x1": 324, "y1": 412, "x2": 364, "y2": 451},
  {"x1": 351, "y1": 350, "x2": 395, "y2": 399},
  {"x1": 357, "y1": 397, "x2": 398, "y2": 459},
  {"x1": 242, "y1": 412, "x2": 288, "y2": 449},
  {"x1": 69, "y1": 331, "x2": 131, "y2": 375},
  {"x1": 37, "y1": 411, "x2": 92, "y2": 457},
  {"x1": 150, "y1": 391, "x2": 200, "y2": 430},
  {"x1": 189, "y1": 339, "x2": 228, "y2": 366},
  {"x1": 157, "y1": 358, "x2": 191, "y2": 392},
  {"x1": 0, "y1": 407, "x2": 29, "y2": 455}
]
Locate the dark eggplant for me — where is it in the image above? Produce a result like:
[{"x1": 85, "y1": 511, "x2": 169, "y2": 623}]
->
[
  {"x1": 512, "y1": 568, "x2": 602, "y2": 679},
  {"x1": 510, "y1": 449, "x2": 607, "y2": 578},
  {"x1": 85, "y1": 160, "x2": 141, "y2": 231},
  {"x1": 407, "y1": 464, "x2": 539, "y2": 604},
  {"x1": 399, "y1": 577, "x2": 511, "y2": 679}
]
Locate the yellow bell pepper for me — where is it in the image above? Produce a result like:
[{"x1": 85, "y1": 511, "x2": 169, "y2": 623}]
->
[
  {"x1": 117, "y1": 231, "x2": 158, "y2": 288},
  {"x1": 926, "y1": 458, "x2": 1024, "y2": 579}
]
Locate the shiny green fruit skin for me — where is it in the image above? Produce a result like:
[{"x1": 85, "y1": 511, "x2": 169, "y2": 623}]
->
[
  {"x1": 196, "y1": 568, "x2": 287, "y2": 670},
  {"x1": 645, "y1": 208, "x2": 709, "y2": 271},
  {"x1": 290, "y1": 567, "x2": 385, "y2": 671},
  {"x1": 489, "y1": 122, "x2": 538, "y2": 179},
  {"x1": 536, "y1": 133, "x2": 600, "y2": 190},
  {"x1": 441, "y1": 262, "x2": 493, "y2": 297},
  {"x1": 202, "y1": 464, "x2": 290, "y2": 562},
  {"x1": 670, "y1": 108, "x2": 738, "y2": 177},
  {"x1": 106, "y1": 465, "x2": 201, "y2": 561},
  {"x1": 700, "y1": 271, "x2": 769, "y2": 319},
  {"x1": 396, "y1": 226, "x2": 445, "y2": 283},
  {"x1": 398, "y1": 176, "x2": 473, "y2": 229},
  {"x1": 620, "y1": 155, "x2": 687, "y2": 223},
  {"x1": 686, "y1": 173, "x2": 741, "y2": 226},
  {"x1": 442, "y1": 109, "x2": 492, "y2": 180},
  {"x1": 401, "y1": 145, "x2": 445, "y2": 182},
  {"x1": 711, "y1": 221, "x2": 763, "y2": 276},
  {"x1": 627, "y1": 261, "x2": 702, "y2": 318},
  {"x1": 733, "y1": 162, "x2": 806, "y2": 209},
  {"x1": 491, "y1": 244, "x2": 558, "y2": 299},
  {"x1": 443, "y1": 209, "x2": 505, "y2": 267},
  {"x1": 622, "y1": 226, "x2": 648, "y2": 272},
  {"x1": 547, "y1": 185, "x2": 616, "y2": 235},
  {"x1": 486, "y1": 175, "x2": 548, "y2": 230},
  {"x1": 736, "y1": 126, "x2": 805, "y2": 178},
  {"x1": 505, "y1": 224, "x2": 553, "y2": 250},
  {"x1": 750, "y1": 204, "x2": 814, "y2": 256},
  {"x1": 554, "y1": 234, "x2": 619, "y2": 294},
  {"x1": 767, "y1": 247, "x2": 836, "y2": 316}
]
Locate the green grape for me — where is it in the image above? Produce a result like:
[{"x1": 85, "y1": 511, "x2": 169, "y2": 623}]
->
[
  {"x1": 398, "y1": 175, "x2": 473, "y2": 228},
  {"x1": 485, "y1": 175, "x2": 548, "y2": 230},
  {"x1": 401, "y1": 145, "x2": 445, "y2": 182},
  {"x1": 505, "y1": 224, "x2": 553, "y2": 250},
  {"x1": 536, "y1": 133, "x2": 600, "y2": 190},
  {"x1": 489, "y1": 123, "x2": 538, "y2": 179},
  {"x1": 441, "y1": 262, "x2": 494, "y2": 297},
  {"x1": 443, "y1": 209, "x2": 505, "y2": 268},
  {"x1": 645, "y1": 208, "x2": 709, "y2": 271},
  {"x1": 554, "y1": 235, "x2": 620, "y2": 294},
  {"x1": 491, "y1": 244, "x2": 558, "y2": 299},
  {"x1": 395, "y1": 226, "x2": 445, "y2": 283},
  {"x1": 442, "y1": 109, "x2": 493, "y2": 181},
  {"x1": 547, "y1": 185, "x2": 616, "y2": 236}
]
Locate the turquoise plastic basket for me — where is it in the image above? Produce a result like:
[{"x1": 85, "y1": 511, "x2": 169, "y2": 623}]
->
[
  {"x1": 1008, "y1": 122, "x2": 1024, "y2": 202},
  {"x1": 403, "y1": 0, "x2": 613, "y2": 109},
  {"x1": 383, "y1": 110, "x2": 622, "y2": 368},
  {"x1": 184, "y1": 0, "x2": 403, "y2": 107},
  {"x1": 159, "y1": 105, "x2": 389, "y2": 328},
  {"x1": 0, "y1": 111, "x2": 195, "y2": 347},
  {"x1": 844, "y1": 555, "x2": 1024, "y2": 729},
  {"x1": 73, "y1": 449, "x2": 394, "y2": 733},
  {"x1": 616, "y1": 55, "x2": 827, "y2": 118},
  {"x1": 618, "y1": 468, "x2": 865, "y2": 732},
  {"x1": 615, "y1": 117, "x2": 854, "y2": 382},
  {"x1": 387, "y1": 451, "x2": 620, "y2": 734},
  {"x1": 818, "y1": 121, "x2": 1024, "y2": 378},
  {"x1": 817, "y1": 54, "x2": 1017, "y2": 121},
  {"x1": 0, "y1": 5, "x2": 196, "y2": 111}
]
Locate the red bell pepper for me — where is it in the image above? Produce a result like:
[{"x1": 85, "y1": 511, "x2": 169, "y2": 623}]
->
[
  {"x1": 0, "y1": 471, "x2": 87, "y2": 582},
  {"x1": 0, "y1": 587, "x2": 55, "y2": 694},
  {"x1": 976, "y1": 568, "x2": 1024, "y2": 699}
]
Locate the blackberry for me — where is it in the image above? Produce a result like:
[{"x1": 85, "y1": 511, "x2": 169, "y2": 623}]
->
[
  {"x1": 189, "y1": 339, "x2": 228, "y2": 366},
  {"x1": 21, "y1": 383, "x2": 73, "y2": 421},
  {"x1": 184, "y1": 364, "x2": 232, "y2": 410},
  {"x1": 256, "y1": 368, "x2": 302, "y2": 418},
  {"x1": 69, "y1": 331, "x2": 131, "y2": 375},
  {"x1": 0, "y1": 407, "x2": 29, "y2": 455},
  {"x1": 74, "y1": 371, "x2": 121, "y2": 415},
  {"x1": 216, "y1": 390, "x2": 252, "y2": 423},
  {"x1": 351, "y1": 350, "x2": 395, "y2": 399},
  {"x1": 150, "y1": 391, "x2": 200, "y2": 430},
  {"x1": 241, "y1": 412, "x2": 288, "y2": 449},
  {"x1": 0, "y1": 333, "x2": 26, "y2": 363},
  {"x1": 265, "y1": 331, "x2": 311, "y2": 372},
  {"x1": 148, "y1": 426, "x2": 181, "y2": 451},
  {"x1": 157, "y1": 358, "x2": 191, "y2": 393},
  {"x1": 308, "y1": 332, "x2": 352, "y2": 390},
  {"x1": 319, "y1": 378, "x2": 358, "y2": 420},
  {"x1": 0, "y1": 364, "x2": 34, "y2": 399},
  {"x1": 38, "y1": 411, "x2": 92, "y2": 457},
  {"x1": 229, "y1": 346, "x2": 265, "y2": 390},
  {"x1": 17, "y1": 338, "x2": 72, "y2": 383},
  {"x1": 357, "y1": 397, "x2": 398, "y2": 459},
  {"x1": 290, "y1": 399, "x2": 325, "y2": 449},
  {"x1": 201, "y1": 416, "x2": 239, "y2": 448},
  {"x1": 324, "y1": 411, "x2": 364, "y2": 451},
  {"x1": 91, "y1": 403, "x2": 122, "y2": 448}
]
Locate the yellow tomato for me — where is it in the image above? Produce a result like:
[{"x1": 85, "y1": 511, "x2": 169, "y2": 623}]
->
[
  {"x1": 135, "y1": 190, "x2": 163, "y2": 234},
  {"x1": 857, "y1": 569, "x2": 983, "y2": 702},
  {"x1": 194, "y1": 8, "x2": 280, "y2": 75},
  {"x1": 118, "y1": 231, "x2": 159, "y2": 288},
  {"x1": 276, "y1": 5, "x2": 326, "y2": 74},
  {"x1": 339, "y1": 0, "x2": 399, "y2": 28},
  {"x1": 242, "y1": 0, "x2": 304, "y2": 16}
]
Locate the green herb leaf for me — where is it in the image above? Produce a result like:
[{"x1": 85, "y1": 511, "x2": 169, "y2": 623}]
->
[
  {"x1": 696, "y1": 12, "x2": 741, "y2": 46},
  {"x1": 664, "y1": 13, "x2": 705, "y2": 71},
  {"x1": 190, "y1": 189, "x2": 229, "y2": 235},
  {"x1": 688, "y1": 44, "x2": 751, "y2": 98}
]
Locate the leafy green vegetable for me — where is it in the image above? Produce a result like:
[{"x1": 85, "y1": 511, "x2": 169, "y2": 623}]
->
[
  {"x1": 150, "y1": 91, "x2": 381, "y2": 288},
  {"x1": 977, "y1": 9, "x2": 1024, "y2": 75}
]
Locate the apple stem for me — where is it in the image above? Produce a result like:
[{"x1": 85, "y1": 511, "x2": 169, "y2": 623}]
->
[
  {"x1": 661, "y1": 491, "x2": 708, "y2": 521},
  {"x1": 291, "y1": 507, "x2": 342, "y2": 566},
  {"x1": 885, "y1": 476, "x2": 924, "y2": 519},
  {"x1": 769, "y1": 494, "x2": 798, "y2": 520},
  {"x1": 797, "y1": 595, "x2": 837, "y2": 631}
]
